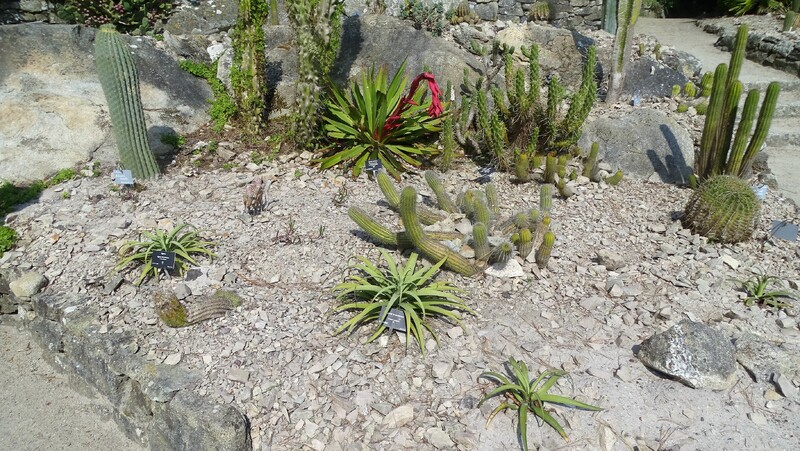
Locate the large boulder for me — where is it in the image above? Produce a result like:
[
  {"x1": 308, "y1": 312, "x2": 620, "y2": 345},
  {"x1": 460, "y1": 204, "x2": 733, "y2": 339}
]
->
[
  {"x1": 637, "y1": 319, "x2": 738, "y2": 390},
  {"x1": 578, "y1": 108, "x2": 694, "y2": 185},
  {"x1": 621, "y1": 56, "x2": 690, "y2": 100},
  {"x1": 0, "y1": 24, "x2": 212, "y2": 184}
]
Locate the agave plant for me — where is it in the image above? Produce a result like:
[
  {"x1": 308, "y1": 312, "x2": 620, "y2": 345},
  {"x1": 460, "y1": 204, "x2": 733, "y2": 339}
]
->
[
  {"x1": 318, "y1": 60, "x2": 446, "y2": 180},
  {"x1": 114, "y1": 223, "x2": 216, "y2": 285},
  {"x1": 332, "y1": 250, "x2": 473, "y2": 354},
  {"x1": 478, "y1": 358, "x2": 602, "y2": 450},
  {"x1": 735, "y1": 270, "x2": 797, "y2": 309}
]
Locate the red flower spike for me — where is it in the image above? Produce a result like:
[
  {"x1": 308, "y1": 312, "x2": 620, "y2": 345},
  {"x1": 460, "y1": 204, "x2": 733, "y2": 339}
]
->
[{"x1": 381, "y1": 72, "x2": 443, "y2": 136}]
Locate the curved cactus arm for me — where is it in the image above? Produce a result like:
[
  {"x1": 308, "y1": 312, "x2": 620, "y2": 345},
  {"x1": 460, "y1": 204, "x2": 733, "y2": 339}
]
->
[
  {"x1": 399, "y1": 187, "x2": 478, "y2": 277},
  {"x1": 697, "y1": 63, "x2": 728, "y2": 180},
  {"x1": 424, "y1": 170, "x2": 459, "y2": 213},
  {"x1": 739, "y1": 82, "x2": 780, "y2": 177},
  {"x1": 348, "y1": 207, "x2": 404, "y2": 247},
  {"x1": 726, "y1": 89, "x2": 759, "y2": 176}
]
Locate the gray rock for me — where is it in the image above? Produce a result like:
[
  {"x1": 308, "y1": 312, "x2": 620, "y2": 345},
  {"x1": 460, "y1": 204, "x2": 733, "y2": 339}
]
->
[
  {"x1": 596, "y1": 249, "x2": 626, "y2": 271},
  {"x1": 735, "y1": 332, "x2": 800, "y2": 383},
  {"x1": 0, "y1": 24, "x2": 212, "y2": 184},
  {"x1": 382, "y1": 404, "x2": 414, "y2": 428},
  {"x1": 164, "y1": 1, "x2": 238, "y2": 36},
  {"x1": 173, "y1": 283, "x2": 192, "y2": 300},
  {"x1": 621, "y1": 57, "x2": 690, "y2": 100},
  {"x1": 578, "y1": 108, "x2": 695, "y2": 185},
  {"x1": 9, "y1": 271, "x2": 48, "y2": 298},
  {"x1": 425, "y1": 427, "x2": 455, "y2": 449},
  {"x1": 637, "y1": 319, "x2": 737, "y2": 390},
  {"x1": 659, "y1": 48, "x2": 703, "y2": 78},
  {"x1": 774, "y1": 373, "x2": 799, "y2": 399}
]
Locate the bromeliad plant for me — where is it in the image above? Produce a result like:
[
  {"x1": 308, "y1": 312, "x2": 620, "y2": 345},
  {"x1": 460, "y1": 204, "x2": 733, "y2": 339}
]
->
[
  {"x1": 332, "y1": 250, "x2": 473, "y2": 355},
  {"x1": 735, "y1": 270, "x2": 797, "y2": 309},
  {"x1": 114, "y1": 223, "x2": 216, "y2": 285},
  {"x1": 318, "y1": 60, "x2": 446, "y2": 180},
  {"x1": 478, "y1": 358, "x2": 603, "y2": 450}
]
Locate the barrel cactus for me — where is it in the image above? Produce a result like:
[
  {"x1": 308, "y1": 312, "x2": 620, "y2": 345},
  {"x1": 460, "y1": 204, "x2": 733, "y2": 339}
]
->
[
  {"x1": 94, "y1": 24, "x2": 160, "y2": 180},
  {"x1": 683, "y1": 175, "x2": 760, "y2": 243}
]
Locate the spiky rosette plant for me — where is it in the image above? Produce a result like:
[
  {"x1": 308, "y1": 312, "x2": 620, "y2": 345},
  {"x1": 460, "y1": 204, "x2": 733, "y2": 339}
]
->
[{"x1": 683, "y1": 175, "x2": 760, "y2": 243}]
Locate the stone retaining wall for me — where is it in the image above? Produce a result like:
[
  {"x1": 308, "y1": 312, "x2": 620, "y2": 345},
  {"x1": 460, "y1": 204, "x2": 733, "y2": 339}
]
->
[
  {"x1": 702, "y1": 21, "x2": 800, "y2": 77},
  {"x1": 24, "y1": 293, "x2": 251, "y2": 451}
]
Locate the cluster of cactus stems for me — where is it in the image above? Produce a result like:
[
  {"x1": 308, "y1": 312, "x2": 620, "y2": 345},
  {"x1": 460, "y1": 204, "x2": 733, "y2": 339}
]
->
[
  {"x1": 231, "y1": 0, "x2": 269, "y2": 137},
  {"x1": 94, "y1": 24, "x2": 160, "y2": 180},
  {"x1": 287, "y1": 0, "x2": 344, "y2": 148},
  {"x1": 695, "y1": 25, "x2": 780, "y2": 184},
  {"x1": 606, "y1": 0, "x2": 642, "y2": 104},
  {"x1": 450, "y1": 1, "x2": 479, "y2": 25},
  {"x1": 785, "y1": 0, "x2": 800, "y2": 32},
  {"x1": 453, "y1": 42, "x2": 597, "y2": 172},
  {"x1": 348, "y1": 171, "x2": 557, "y2": 276},
  {"x1": 528, "y1": 1, "x2": 550, "y2": 21},
  {"x1": 683, "y1": 175, "x2": 760, "y2": 243},
  {"x1": 156, "y1": 290, "x2": 243, "y2": 328}
]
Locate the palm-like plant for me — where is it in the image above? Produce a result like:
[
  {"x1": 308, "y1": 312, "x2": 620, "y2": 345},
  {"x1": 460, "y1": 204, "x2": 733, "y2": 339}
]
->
[
  {"x1": 735, "y1": 270, "x2": 796, "y2": 309},
  {"x1": 478, "y1": 358, "x2": 602, "y2": 450},
  {"x1": 318, "y1": 60, "x2": 446, "y2": 180},
  {"x1": 114, "y1": 223, "x2": 216, "y2": 285},
  {"x1": 332, "y1": 250, "x2": 473, "y2": 355}
]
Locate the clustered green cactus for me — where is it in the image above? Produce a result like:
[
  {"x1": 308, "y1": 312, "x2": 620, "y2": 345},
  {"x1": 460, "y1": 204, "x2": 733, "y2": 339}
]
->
[
  {"x1": 449, "y1": 1, "x2": 479, "y2": 25},
  {"x1": 94, "y1": 24, "x2": 160, "y2": 180},
  {"x1": 455, "y1": 43, "x2": 597, "y2": 172},
  {"x1": 348, "y1": 171, "x2": 558, "y2": 276},
  {"x1": 683, "y1": 175, "x2": 760, "y2": 243},
  {"x1": 528, "y1": 1, "x2": 550, "y2": 21},
  {"x1": 231, "y1": 0, "x2": 269, "y2": 137},
  {"x1": 694, "y1": 25, "x2": 780, "y2": 183},
  {"x1": 287, "y1": 0, "x2": 344, "y2": 148}
]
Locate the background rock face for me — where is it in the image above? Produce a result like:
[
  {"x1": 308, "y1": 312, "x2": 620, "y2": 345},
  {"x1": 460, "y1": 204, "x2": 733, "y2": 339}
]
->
[
  {"x1": 579, "y1": 108, "x2": 695, "y2": 185},
  {"x1": 0, "y1": 24, "x2": 212, "y2": 184},
  {"x1": 637, "y1": 319, "x2": 738, "y2": 390}
]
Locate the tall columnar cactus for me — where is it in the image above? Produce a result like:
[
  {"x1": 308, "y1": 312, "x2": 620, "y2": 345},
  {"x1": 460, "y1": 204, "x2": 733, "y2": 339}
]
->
[
  {"x1": 540, "y1": 184, "x2": 553, "y2": 214},
  {"x1": 601, "y1": 0, "x2": 617, "y2": 33},
  {"x1": 683, "y1": 175, "x2": 760, "y2": 243},
  {"x1": 695, "y1": 25, "x2": 780, "y2": 182},
  {"x1": 514, "y1": 148, "x2": 531, "y2": 183},
  {"x1": 400, "y1": 187, "x2": 479, "y2": 276},
  {"x1": 231, "y1": 0, "x2": 269, "y2": 137},
  {"x1": 94, "y1": 24, "x2": 159, "y2": 180},
  {"x1": 535, "y1": 230, "x2": 555, "y2": 269},
  {"x1": 472, "y1": 222, "x2": 491, "y2": 261},
  {"x1": 287, "y1": 0, "x2": 344, "y2": 147},
  {"x1": 514, "y1": 227, "x2": 533, "y2": 259},
  {"x1": 543, "y1": 154, "x2": 557, "y2": 184},
  {"x1": 606, "y1": 0, "x2": 642, "y2": 104}
]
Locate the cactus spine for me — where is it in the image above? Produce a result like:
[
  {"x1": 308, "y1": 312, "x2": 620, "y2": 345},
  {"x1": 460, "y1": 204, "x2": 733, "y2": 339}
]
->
[
  {"x1": 696, "y1": 25, "x2": 780, "y2": 181},
  {"x1": 683, "y1": 175, "x2": 759, "y2": 243},
  {"x1": 535, "y1": 230, "x2": 555, "y2": 269},
  {"x1": 400, "y1": 187, "x2": 478, "y2": 276},
  {"x1": 607, "y1": 0, "x2": 642, "y2": 104},
  {"x1": 94, "y1": 24, "x2": 159, "y2": 180}
]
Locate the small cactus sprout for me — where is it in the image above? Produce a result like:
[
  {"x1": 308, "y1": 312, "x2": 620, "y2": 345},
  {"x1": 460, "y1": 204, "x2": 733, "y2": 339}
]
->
[
  {"x1": 582, "y1": 142, "x2": 599, "y2": 178},
  {"x1": 557, "y1": 177, "x2": 574, "y2": 197},
  {"x1": 684, "y1": 82, "x2": 697, "y2": 98},
  {"x1": 514, "y1": 212, "x2": 531, "y2": 230},
  {"x1": 472, "y1": 222, "x2": 491, "y2": 261},
  {"x1": 492, "y1": 240, "x2": 514, "y2": 264},
  {"x1": 535, "y1": 230, "x2": 555, "y2": 269},
  {"x1": 540, "y1": 184, "x2": 553, "y2": 214},
  {"x1": 676, "y1": 103, "x2": 689, "y2": 113},
  {"x1": 460, "y1": 190, "x2": 478, "y2": 217},
  {"x1": 473, "y1": 195, "x2": 492, "y2": 226},
  {"x1": 605, "y1": 170, "x2": 624, "y2": 186},
  {"x1": 683, "y1": 175, "x2": 760, "y2": 243},
  {"x1": 514, "y1": 148, "x2": 531, "y2": 183},
  {"x1": 569, "y1": 169, "x2": 578, "y2": 181},
  {"x1": 544, "y1": 154, "x2": 557, "y2": 183},
  {"x1": 695, "y1": 101, "x2": 708, "y2": 115},
  {"x1": 514, "y1": 227, "x2": 534, "y2": 259},
  {"x1": 557, "y1": 154, "x2": 568, "y2": 179},
  {"x1": 671, "y1": 84, "x2": 682, "y2": 98},
  {"x1": 700, "y1": 72, "x2": 713, "y2": 97},
  {"x1": 485, "y1": 182, "x2": 500, "y2": 214},
  {"x1": 529, "y1": 209, "x2": 540, "y2": 227},
  {"x1": 532, "y1": 154, "x2": 544, "y2": 170},
  {"x1": 638, "y1": 42, "x2": 645, "y2": 56}
]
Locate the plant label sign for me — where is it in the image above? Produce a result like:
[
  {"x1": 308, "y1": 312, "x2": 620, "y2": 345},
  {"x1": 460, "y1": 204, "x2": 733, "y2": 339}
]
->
[
  {"x1": 365, "y1": 159, "x2": 383, "y2": 173},
  {"x1": 151, "y1": 251, "x2": 176, "y2": 270},
  {"x1": 379, "y1": 305, "x2": 407, "y2": 332},
  {"x1": 771, "y1": 220, "x2": 798, "y2": 242},
  {"x1": 112, "y1": 170, "x2": 134, "y2": 186}
]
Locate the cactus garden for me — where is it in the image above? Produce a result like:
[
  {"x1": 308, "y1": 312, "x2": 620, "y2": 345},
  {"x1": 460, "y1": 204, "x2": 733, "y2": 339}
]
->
[{"x1": 1, "y1": 3, "x2": 800, "y2": 451}]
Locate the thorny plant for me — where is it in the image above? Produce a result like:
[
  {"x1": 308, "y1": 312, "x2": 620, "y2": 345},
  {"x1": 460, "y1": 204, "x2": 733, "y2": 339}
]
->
[
  {"x1": 478, "y1": 358, "x2": 602, "y2": 450},
  {"x1": 332, "y1": 182, "x2": 350, "y2": 207},
  {"x1": 273, "y1": 217, "x2": 303, "y2": 245},
  {"x1": 114, "y1": 223, "x2": 216, "y2": 285},
  {"x1": 733, "y1": 270, "x2": 797, "y2": 309},
  {"x1": 332, "y1": 250, "x2": 473, "y2": 355}
]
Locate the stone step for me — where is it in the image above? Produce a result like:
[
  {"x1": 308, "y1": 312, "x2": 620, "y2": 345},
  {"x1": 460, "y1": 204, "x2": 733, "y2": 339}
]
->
[
  {"x1": 731, "y1": 88, "x2": 800, "y2": 117},
  {"x1": 742, "y1": 79, "x2": 800, "y2": 93},
  {"x1": 764, "y1": 146, "x2": 800, "y2": 205},
  {"x1": 766, "y1": 117, "x2": 800, "y2": 147}
]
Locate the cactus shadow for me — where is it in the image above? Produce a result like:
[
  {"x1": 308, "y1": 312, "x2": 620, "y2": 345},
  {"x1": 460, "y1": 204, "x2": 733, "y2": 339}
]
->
[
  {"x1": 329, "y1": 15, "x2": 363, "y2": 85},
  {"x1": 645, "y1": 125, "x2": 693, "y2": 185},
  {"x1": 148, "y1": 125, "x2": 179, "y2": 172}
]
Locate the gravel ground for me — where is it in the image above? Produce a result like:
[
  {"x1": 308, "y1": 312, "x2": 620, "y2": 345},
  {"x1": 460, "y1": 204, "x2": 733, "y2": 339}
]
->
[{"x1": 2, "y1": 135, "x2": 799, "y2": 449}]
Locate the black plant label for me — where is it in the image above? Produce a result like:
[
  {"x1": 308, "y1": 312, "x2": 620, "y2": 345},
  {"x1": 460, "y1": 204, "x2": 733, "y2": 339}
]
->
[
  {"x1": 151, "y1": 251, "x2": 176, "y2": 270},
  {"x1": 379, "y1": 306, "x2": 407, "y2": 332},
  {"x1": 365, "y1": 159, "x2": 383, "y2": 173}
]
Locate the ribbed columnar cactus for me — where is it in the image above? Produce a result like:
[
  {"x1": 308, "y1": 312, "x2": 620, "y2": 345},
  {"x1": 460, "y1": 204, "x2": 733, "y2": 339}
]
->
[
  {"x1": 695, "y1": 25, "x2": 780, "y2": 182},
  {"x1": 514, "y1": 148, "x2": 531, "y2": 183},
  {"x1": 485, "y1": 182, "x2": 499, "y2": 215},
  {"x1": 514, "y1": 227, "x2": 533, "y2": 259},
  {"x1": 785, "y1": 0, "x2": 800, "y2": 32},
  {"x1": 377, "y1": 171, "x2": 444, "y2": 225},
  {"x1": 535, "y1": 230, "x2": 555, "y2": 269},
  {"x1": 583, "y1": 142, "x2": 599, "y2": 178},
  {"x1": 287, "y1": 0, "x2": 344, "y2": 147},
  {"x1": 425, "y1": 170, "x2": 459, "y2": 213},
  {"x1": 232, "y1": 0, "x2": 269, "y2": 137},
  {"x1": 540, "y1": 184, "x2": 553, "y2": 214},
  {"x1": 606, "y1": 0, "x2": 642, "y2": 104},
  {"x1": 544, "y1": 154, "x2": 556, "y2": 184},
  {"x1": 472, "y1": 222, "x2": 491, "y2": 261},
  {"x1": 94, "y1": 24, "x2": 159, "y2": 180},
  {"x1": 399, "y1": 187, "x2": 478, "y2": 276},
  {"x1": 601, "y1": 0, "x2": 617, "y2": 33},
  {"x1": 683, "y1": 175, "x2": 760, "y2": 243}
]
